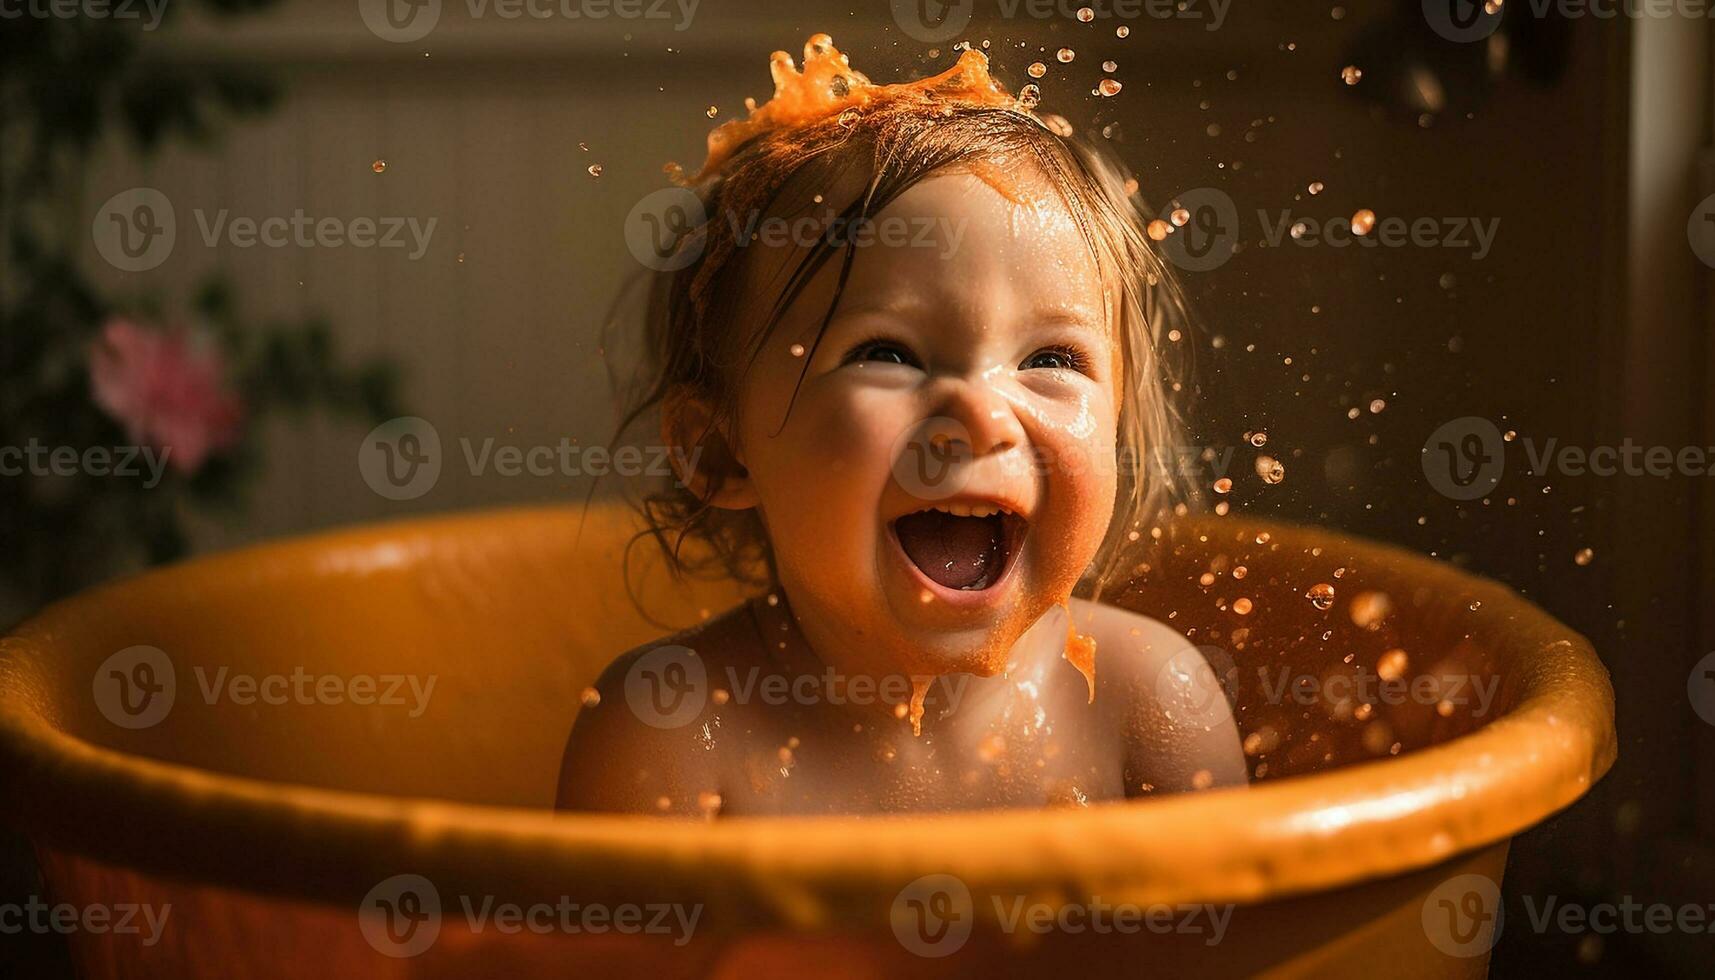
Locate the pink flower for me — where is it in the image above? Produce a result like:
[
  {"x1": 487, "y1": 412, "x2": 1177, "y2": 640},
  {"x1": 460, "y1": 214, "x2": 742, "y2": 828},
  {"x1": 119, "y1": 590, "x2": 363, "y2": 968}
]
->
[{"x1": 88, "y1": 317, "x2": 245, "y2": 475}]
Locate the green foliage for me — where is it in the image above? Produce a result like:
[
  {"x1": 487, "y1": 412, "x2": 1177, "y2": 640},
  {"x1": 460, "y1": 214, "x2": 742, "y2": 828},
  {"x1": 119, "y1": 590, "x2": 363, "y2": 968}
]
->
[{"x1": 0, "y1": 3, "x2": 406, "y2": 611}]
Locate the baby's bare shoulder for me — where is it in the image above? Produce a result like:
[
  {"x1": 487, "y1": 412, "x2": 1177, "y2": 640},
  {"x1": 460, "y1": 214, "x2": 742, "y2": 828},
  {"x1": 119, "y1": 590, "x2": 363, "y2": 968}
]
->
[{"x1": 555, "y1": 602, "x2": 758, "y2": 814}]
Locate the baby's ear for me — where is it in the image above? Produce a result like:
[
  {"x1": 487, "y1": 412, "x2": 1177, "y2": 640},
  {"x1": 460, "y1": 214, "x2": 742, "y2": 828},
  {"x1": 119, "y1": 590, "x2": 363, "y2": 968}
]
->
[{"x1": 661, "y1": 389, "x2": 759, "y2": 511}]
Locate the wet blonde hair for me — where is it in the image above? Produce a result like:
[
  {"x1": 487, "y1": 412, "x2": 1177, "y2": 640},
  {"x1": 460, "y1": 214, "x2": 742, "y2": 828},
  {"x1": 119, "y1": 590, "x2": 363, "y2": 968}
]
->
[{"x1": 613, "y1": 93, "x2": 1197, "y2": 600}]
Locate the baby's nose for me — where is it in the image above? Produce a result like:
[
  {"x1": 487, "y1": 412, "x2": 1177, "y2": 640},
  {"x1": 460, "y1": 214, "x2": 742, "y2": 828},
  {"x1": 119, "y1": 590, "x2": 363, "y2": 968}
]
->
[{"x1": 935, "y1": 379, "x2": 1025, "y2": 457}]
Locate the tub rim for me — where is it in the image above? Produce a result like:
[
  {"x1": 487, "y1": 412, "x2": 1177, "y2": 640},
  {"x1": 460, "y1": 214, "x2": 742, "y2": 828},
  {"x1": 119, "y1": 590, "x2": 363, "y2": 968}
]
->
[{"x1": 0, "y1": 505, "x2": 1617, "y2": 928}]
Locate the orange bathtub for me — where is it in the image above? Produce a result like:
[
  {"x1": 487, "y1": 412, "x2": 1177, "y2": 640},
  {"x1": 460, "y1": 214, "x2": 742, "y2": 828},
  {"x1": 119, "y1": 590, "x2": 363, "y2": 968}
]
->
[{"x1": 0, "y1": 504, "x2": 1615, "y2": 977}]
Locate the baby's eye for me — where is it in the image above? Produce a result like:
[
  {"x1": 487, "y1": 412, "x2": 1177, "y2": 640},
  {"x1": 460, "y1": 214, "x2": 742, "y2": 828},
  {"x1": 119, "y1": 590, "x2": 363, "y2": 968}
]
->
[
  {"x1": 844, "y1": 339, "x2": 921, "y2": 368},
  {"x1": 1021, "y1": 345, "x2": 1090, "y2": 373}
]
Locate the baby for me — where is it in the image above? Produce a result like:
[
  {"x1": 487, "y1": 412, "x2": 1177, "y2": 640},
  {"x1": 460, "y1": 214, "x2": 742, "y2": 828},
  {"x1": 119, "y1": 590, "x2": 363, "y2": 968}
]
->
[{"x1": 557, "y1": 36, "x2": 1245, "y2": 816}]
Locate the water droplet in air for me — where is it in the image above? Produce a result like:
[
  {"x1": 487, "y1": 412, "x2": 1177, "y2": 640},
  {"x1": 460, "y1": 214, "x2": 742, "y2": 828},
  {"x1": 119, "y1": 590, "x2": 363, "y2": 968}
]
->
[
  {"x1": 1170, "y1": 207, "x2": 1190, "y2": 226},
  {"x1": 1056, "y1": 47, "x2": 1075, "y2": 63},
  {"x1": 1028, "y1": 61, "x2": 1047, "y2": 78},
  {"x1": 1574, "y1": 547, "x2": 1594, "y2": 566},
  {"x1": 789, "y1": 343, "x2": 805, "y2": 357},
  {"x1": 1147, "y1": 219, "x2": 1171, "y2": 241},
  {"x1": 1290, "y1": 221, "x2": 1308, "y2": 240},
  {"x1": 1351, "y1": 209, "x2": 1377, "y2": 235},
  {"x1": 1306, "y1": 582, "x2": 1336, "y2": 611},
  {"x1": 1213, "y1": 477, "x2": 1232, "y2": 494},
  {"x1": 1232, "y1": 597, "x2": 1254, "y2": 615},
  {"x1": 580, "y1": 687, "x2": 601, "y2": 707},
  {"x1": 1116, "y1": 25, "x2": 1130, "y2": 37},
  {"x1": 1484, "y1": 0, "x2": 1503, "y2": 13},
  {"x1": 1308, "y1": 180, "x2": 1324, "y2": 195},
  {"x1": 1376, "y1": 648, "x2": 1409, "y2": 682},
  {"x1": 1349, "y1": 591, "x2": 1391, "y2": 628},
  {"x1": 371, "y1": 159, "x2": 387, "y2": 174},
  {"x1": 1098, "y1": 78, "x2": 1122, "y2": 97},
  {"x1": 1232, "y1": 565, "x2": 1247, "y2": 579},
  {"x1": 1369, "y1": 398, "x2": 1386, "y2": 414},
  {"x1": 587, "y1": 164, "x2": 603, "y2": 178},
  {"x1": 1341, "y1": 65, "x2": 1363, "y2": 85},
  {"x1": 706, "y1": 105, "x2": 718, "y2": 118},
  {"x1": 1249, "y1": 431, "x2": 1268, "y2": 447},
  {"x1": 1019, "y1": 83, "x2": 1042, "y2": 109},
  {"x1": 1077, "y1": 6, "x2": 1095, "y2": 21},
  {"x1": 1102, "y1": 60, "x2": 1117, "y2": 72},
  {"x1": 1256, "y1": 456, "x2": 1285, "y2": 484},
  {"x1": 578, "y1": 142, "x2": 590, "y2": 152}
]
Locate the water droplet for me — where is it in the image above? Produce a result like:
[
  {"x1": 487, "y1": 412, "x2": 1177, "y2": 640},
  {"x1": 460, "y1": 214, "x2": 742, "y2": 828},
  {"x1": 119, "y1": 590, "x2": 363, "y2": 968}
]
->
[
  {"x1": 705, "y1": 105, "x2": 719, "y2": 118},
  {"x1": 1102, "y1": 60, "x2": 1117, "y2": 72},
  {"x1": 1191, "y1": 769, "x2": 1214, "y2": 790},
  {"x1": 1369, "y1": 398, "x2": 1386, "y2": 414},
  {"x1": 1232, "y1": 565, "x2": 1247, "y2": 579},
  {"x1": 1019, "y1": 83, "x2": 1042, "y2": 109},
  {"x1": 1248, "y1": 431, "x2": 1268, "y2": 447},
  {"x1": 1077, "y1": 5, "x2": 1095, "y2": 20},
  {"x1": 587, "y1": 164, "x2": 603, "y2": 178},
  {"x1": 1574, "y1": 547, "x2": 1594, "y2": 566},
  {"x1": 1098, "y1": 78, "x2": 1122, "y2": 97},
  {"x1": 1056, "y1": 47, "x2": 1075, "y2": 63},
  {"x1": 1290, "y1": 221, "x2": 1308, "y2": 240},
  {"x1": 789, "y1": 343, "x2": 805, "y2": 357},
  {"x1": 1170, "y1": 207, "x2": 1190, "y2": 226},
  {"x1": 578, "y1": 141, "x2": 590, "y2": 152},
  {"x1": 1028, "y1": 61, "x2": 1047, "y2": 78},
  {"x1": 1256, "y1": 455, "x2": 1285, "y2": 484},
  {"x1": 1308, "y1": 180, "x2": 1324, "y2": 195},
  {"x1": 1199, "y1": 571, "x2": 1216, "y2": 587},
  {"x1": 1341, "y1": 65, "x2": 1363, "y2": 85},
  {"x1": 580, "y1": 687, "x2": 601, "y2": 707},
  {"x1": 1116, "y1": 25, "x2": 1130, "y2": 37},
  {"x1": 1232, "y1": 597, "x2": 1254, "y2": 615},
  {"x1": 1306, "y1": 582, "x2": 1336, "y2": 611},
  {"x1": 1349, "y1": 590, "x2": 1391, "y2": 629},
  {"x1": 1351, "y1": 208, "x2": 1377, "y2": 235},
  {"x1": 371, "y1": 159, "x2": 387, "y2": 174},
  {"x1": 1376, "y1": 648, "x2": 1409, "y2": 682},
  {"x1": 1484, "y1": 0, "x2": 1503, "y2": 12},
  {"x1": 1147, "y1": 218, "x2": 1171, "y2": 241},
  {"x1": 1213, "y1": 477, "x2": 1233, "y2": 494}
]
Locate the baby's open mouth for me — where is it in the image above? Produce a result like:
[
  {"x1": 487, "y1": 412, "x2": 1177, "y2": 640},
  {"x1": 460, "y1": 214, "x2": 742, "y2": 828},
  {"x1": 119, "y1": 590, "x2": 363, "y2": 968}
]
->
[{"x1": 892, "y1": 503, "x2": 1023, "y2": 591}]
